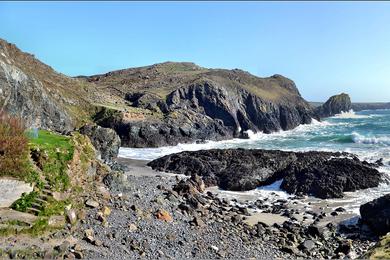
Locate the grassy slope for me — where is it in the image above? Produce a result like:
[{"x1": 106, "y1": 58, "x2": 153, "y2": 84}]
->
[
  {"x1": 3, "y1": 130, "x2": 98, "y2": 236},
  {"x1": 84, "y1": 61, "x2": 307, "y2": 105},
  {"x1": 364, "y1": 234, "x2": 390, "y2": 259}
]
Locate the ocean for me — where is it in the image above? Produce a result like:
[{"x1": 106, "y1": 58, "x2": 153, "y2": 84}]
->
[{"x1": 119, "y1": 109, "x2": 390, "y2": 214}]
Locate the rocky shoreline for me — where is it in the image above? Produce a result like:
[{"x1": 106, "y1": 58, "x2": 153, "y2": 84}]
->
[{"x1": 56, "y1": 159, "x2": 382, "y2": 259}]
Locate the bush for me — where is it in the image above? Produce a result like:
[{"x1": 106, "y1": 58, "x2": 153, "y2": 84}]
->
[{"x1": 0, "y1": 110, "x2": 30, "y2": 177}]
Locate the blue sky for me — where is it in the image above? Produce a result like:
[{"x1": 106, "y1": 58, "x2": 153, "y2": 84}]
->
[{"x1": 1, "y1": 1, "x2": 389, "y2": 102}]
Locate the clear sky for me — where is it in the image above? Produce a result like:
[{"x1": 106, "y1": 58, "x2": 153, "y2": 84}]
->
[{"x1": 1, "y1": 1, "x2": 389, "y2": 102}]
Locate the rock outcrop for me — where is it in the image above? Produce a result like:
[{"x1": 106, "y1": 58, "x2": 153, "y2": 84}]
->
[
  {"x1": 360, "y1": 194, "x2": 390, "y2": 236},
  {"x1": 0, "y1": 41, "x2": 73, "y2": 132},
  {"x1": 315, "y1": 93, "x2": 352, "y2": 118},
  {"x1": 79, "y1": 124, "x2": 121, "y2": 163},
  {"x1": 148, "y1": 149, "x2": 383, "y2": 199},
  {"x1": 87, "y1": 64, "x2": 316, "y2": 147}
]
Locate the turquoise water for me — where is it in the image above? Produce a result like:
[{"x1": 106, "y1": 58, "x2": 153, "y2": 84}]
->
[
  {"x1": 119, "y1": 109, "x2": 390, "y2": 212},
  {"x1": 120, "y1": 109, "x2": 390, "y2": 164}
]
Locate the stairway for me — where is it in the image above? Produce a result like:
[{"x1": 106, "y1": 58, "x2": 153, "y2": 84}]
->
[{"x1": 26, "y1": 182, "x2": 53, "y2": 216}]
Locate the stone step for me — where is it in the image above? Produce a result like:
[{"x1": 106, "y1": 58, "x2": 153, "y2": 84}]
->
[
  {"x1": 35, "y1": 198, "x2": 47, "y2": 204},
  {"x1": 41, "y1": 189, "x2": 53, "y2": 195},
  {"x1": 26, "y1": 207, "x2": 40, "y2": 215},
  {"x1": 38, "y1": 193, "x2": 50, "y2": 199},
  {"x1": 31, "y1": 202, "x2": 43, "y2": 209},
  {"x1": 0, "y1": 208, "x2": 38, "y2": 225}
]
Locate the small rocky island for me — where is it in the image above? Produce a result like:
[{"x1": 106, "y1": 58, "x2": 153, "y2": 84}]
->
[{"x1": 0, "y1": 37, "x2": 389, "y2": 259}]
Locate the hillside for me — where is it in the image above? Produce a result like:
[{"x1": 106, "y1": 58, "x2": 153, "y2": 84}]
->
[
  {"x1": 0, "y1": 39, "x2": 122, "y2": 132},
  {"x1": 83, "y1": 62, "x2": 316, "y2": 147}
]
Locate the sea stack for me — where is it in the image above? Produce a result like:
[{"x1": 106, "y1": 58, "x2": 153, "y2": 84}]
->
[{"x1": 315, "y1": 93, "x2": 352, "y2": 118}]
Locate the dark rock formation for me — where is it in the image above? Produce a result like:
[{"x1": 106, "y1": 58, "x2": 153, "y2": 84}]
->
[
  {"x1": 90, "y1": 67, "x2": 315, "y2": 147},
  {"x1": 315, "y1": 93, "x2": 352, "y2": 118},
  {"x1": 360, "y1": 194, "x2": 390, "y2": 236},
  {"x1": 280, "y1": 157, "x2": 382, "y2": 199},
  {"x1": 79, "y1": 124, "x2": 121, "y2": 163},
  {"x1": 147, "y1": 149, "x2": 382, "y2": 199}
]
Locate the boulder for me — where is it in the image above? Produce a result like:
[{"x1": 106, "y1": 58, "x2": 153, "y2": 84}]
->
[
  {"x1": 79, "y1": 124, "x2": 121, "y2": 163},
  {"x1": 148, "y1": 149, "x2": 382, "y2": 199},
  {"x1": 360, "y1": 194, "x2": 390, "y2": 236}
]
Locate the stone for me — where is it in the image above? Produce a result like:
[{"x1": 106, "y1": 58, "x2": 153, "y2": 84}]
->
[
  {"x1": 48, "y1": 215, "x2": 66, "y2": 228},
  {"x1": 210, "y1": 245, "x2": 219, "y2": 252},
  {"x1": 128, "y1": 223, "x2": 138, "y2": 232},
  {"x1": 360, "y1": 194, "x2": 390, "y2": 235},
  {"x1": 192, "y1": 216, "x2": 205, "y2": 227},
  {"x1": 301, "y1": 240, "x2": 316, "y2": 251},
  {"x1": 155, "y1": 209, "x2": 173, "y2": 222},
  {"x1": 78, "y1": 209, "x2": 86, "y2": 221},
  {"x1": 84, "y1": 229, "x2": 95, "y2": 243},
  {"x1": 102, "y1": 206, "x2": 111, "y2": 217},
  {"x1": 85, "y1": 199, "x2": 99, "y2": 208},
  {"x1": 93, "y1": 240, "x2": 103, "y2": 247},
  {"x1": 65, "y1": 208, "x2": 77, "y2": 225}
]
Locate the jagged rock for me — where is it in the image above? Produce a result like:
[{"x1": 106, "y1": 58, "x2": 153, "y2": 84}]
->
[
  {"x1": 315, "y1": 93, "x2": 352, "y2": 118},
  {"x1": 148, "y1": 149, "x2": 382, "y2": 199},
  {"x1": 79, "y1": 124, "x2": 121, "y2": 163},
  {"x1": 360, "y1": 194, "x2": 390, "y2": 236}
]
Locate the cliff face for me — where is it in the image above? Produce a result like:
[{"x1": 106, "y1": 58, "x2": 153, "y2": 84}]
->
[
  {"x1": 0, "y1": 39, "x2": 124, "y2": 132},
  {"x1": 87, "y1": 63, "x2": 315, "y2": 147},
  {"x1": 314, "y1": 93, "x2": 352, "y2": 118}
]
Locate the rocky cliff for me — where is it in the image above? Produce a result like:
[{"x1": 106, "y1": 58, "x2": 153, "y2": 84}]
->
[
  {"x1": 85, "y1": 62, "x2": 316, "y2": 147},
  {"x1": 314, "y1": 93, "x2": 352, "y2": 118},
  {"x1": 0, "y1": 38, "x2": 124, "y2": 132}
]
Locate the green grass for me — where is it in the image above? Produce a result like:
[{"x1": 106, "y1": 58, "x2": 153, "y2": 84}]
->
[
  {"x1": 11, "y1": 191, "x2": 38, "y2": 212},
  {"x1": 38, "y1": 198, "x2": 70, "y2": 217},
  {"x1": 364, "y1": 234, "x2": 390, "y2": 259},
  {"x1": 29, "y1": 130, "x2": 74, "y2": 191}
]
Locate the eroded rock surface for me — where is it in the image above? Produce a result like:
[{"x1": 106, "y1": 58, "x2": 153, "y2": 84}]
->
[{"x1": 148, "y1": 149, "x2": 382, "y2": 199}]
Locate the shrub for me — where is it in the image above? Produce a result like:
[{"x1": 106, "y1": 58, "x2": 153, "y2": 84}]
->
[{"x1": 0, "y1": 110, "x2": 30, "y2": 177}]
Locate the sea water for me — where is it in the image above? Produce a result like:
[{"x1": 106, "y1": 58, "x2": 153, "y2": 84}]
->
[{"x1": 119, "y1": 109, "x2": 390, "y2": 213}]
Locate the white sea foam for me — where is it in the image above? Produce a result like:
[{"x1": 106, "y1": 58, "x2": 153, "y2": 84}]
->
[
  {"x1": 352, "y1": 132, "x2": 390, "y2": 145},
  {"x1": 118, "y1": 118, "x2": 333, "y2": 160},
  {"x1": 333, "y1": 109, "x2": 371, "y2": 119}
]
